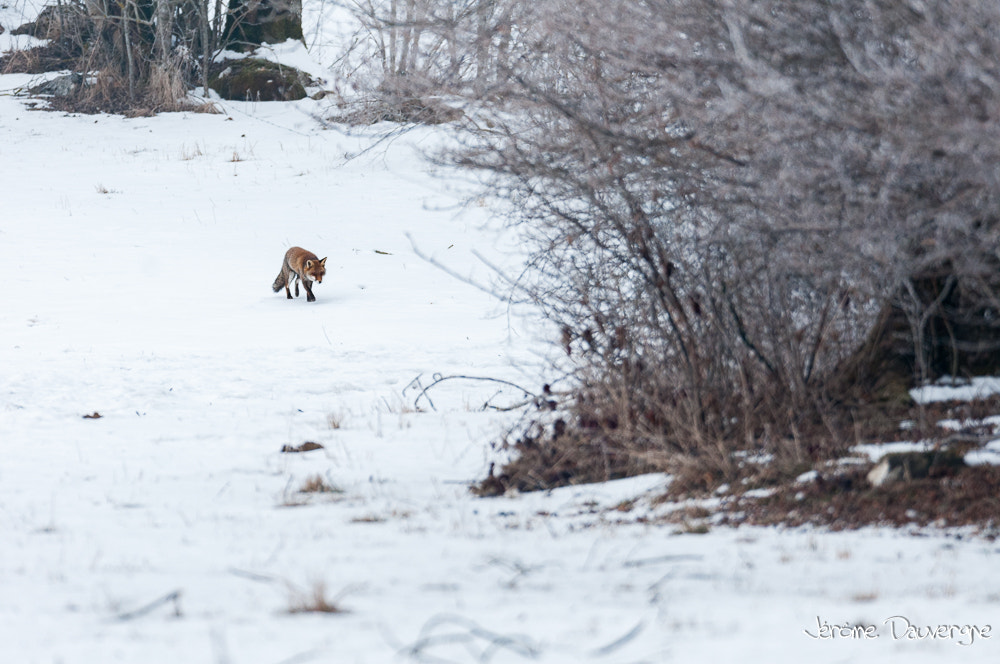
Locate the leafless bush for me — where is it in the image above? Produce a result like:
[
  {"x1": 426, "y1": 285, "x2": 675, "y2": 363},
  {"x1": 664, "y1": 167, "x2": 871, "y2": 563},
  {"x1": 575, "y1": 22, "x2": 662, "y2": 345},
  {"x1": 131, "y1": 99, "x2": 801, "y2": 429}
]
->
[{"x1": 461, "y1": 0, "x2": 1000, "y2": 492}]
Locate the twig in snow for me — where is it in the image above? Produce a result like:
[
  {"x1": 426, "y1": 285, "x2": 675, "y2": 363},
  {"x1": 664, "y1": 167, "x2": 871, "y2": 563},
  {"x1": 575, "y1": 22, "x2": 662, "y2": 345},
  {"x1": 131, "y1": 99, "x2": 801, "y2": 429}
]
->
[
  {"x1": 401, "y1": 613, "x2": 541, "y2": 663},
  {"x1": 227, "y1": 567, "x2": 282, "y2": 584},
  {"x1": 407, "y1": 373, "x2": 538, "y2": 412},
  {"x1": 114, "y1": 589, "x2": 182, "y2": 621},
  {"x1": 403, "y1": 374, "x2": 435, "y2": 412},
  {"x1": 622, "y1": 553, "x2": 704, "y2": 568},
  {"x1": 483, "y1": 556, "x2": 546, "y2": 589},
  {"x1": 588, "y1": 620, "x2": 645, "y2": 657}
]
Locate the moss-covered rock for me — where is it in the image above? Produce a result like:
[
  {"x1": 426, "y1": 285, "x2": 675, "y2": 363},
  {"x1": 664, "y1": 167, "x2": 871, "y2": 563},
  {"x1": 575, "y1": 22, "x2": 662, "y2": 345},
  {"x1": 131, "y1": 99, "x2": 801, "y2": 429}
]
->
[{"x1": 209, "y1": 58, "x2": 312, "y2": 101}]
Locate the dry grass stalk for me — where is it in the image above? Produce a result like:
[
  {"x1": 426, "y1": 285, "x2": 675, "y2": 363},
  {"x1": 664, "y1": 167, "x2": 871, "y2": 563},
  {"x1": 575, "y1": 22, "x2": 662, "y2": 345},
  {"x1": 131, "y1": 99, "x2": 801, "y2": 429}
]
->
[{"x1": 288, "y1": 583, "x2": 344, "y2": 615}]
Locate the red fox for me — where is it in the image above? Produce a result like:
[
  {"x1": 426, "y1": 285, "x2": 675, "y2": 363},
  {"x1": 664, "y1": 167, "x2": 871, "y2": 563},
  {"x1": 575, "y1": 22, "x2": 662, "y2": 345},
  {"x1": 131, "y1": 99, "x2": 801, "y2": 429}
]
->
[{"x1": 272, "y1": 247, "x2": 327, "y2": 302}]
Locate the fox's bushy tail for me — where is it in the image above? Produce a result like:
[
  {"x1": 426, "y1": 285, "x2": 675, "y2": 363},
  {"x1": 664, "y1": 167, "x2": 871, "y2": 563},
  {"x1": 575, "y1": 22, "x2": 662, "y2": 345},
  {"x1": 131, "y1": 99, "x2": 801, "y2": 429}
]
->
[{"x1": 272, "y1": 272, "x2": 286, "y2": 292}]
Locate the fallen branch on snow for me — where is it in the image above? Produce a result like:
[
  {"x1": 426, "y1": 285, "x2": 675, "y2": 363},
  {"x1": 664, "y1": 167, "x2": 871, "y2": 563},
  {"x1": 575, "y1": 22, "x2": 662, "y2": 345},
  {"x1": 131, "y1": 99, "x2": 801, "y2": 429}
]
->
[{"x1": 404, "y1": 373, "x2": 540, "y2": 412}]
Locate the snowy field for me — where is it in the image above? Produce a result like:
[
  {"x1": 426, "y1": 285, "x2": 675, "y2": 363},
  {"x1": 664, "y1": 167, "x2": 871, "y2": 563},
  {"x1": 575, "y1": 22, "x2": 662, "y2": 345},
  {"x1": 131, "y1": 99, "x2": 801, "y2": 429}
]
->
[{"x1": 2, "y1": 33, "x2": 999, "y2": 664}]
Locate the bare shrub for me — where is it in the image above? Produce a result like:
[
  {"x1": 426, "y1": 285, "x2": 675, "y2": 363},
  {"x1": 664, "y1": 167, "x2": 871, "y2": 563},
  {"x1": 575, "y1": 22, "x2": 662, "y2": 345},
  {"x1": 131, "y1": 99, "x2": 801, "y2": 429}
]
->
[
  {"x1": 461, "y1": 0, "x2": 1000, "y2": 495},
  {"x1": 287, "y1": 582, "x2": 344, "y2": 614}
]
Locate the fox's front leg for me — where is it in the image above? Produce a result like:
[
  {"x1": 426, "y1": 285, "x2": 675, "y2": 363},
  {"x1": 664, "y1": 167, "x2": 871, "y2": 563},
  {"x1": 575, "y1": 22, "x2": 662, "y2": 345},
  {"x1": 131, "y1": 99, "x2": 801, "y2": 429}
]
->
[{"x1": 304, "y1": 280, "x2": 316, "y2": 302}]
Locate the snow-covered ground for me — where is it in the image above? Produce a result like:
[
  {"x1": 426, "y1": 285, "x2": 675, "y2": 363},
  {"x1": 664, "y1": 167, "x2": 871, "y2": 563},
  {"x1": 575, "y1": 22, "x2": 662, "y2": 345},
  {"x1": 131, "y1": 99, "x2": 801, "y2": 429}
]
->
[{"x1": 2, "y1": 39, "x2": 999, "y2": 664}]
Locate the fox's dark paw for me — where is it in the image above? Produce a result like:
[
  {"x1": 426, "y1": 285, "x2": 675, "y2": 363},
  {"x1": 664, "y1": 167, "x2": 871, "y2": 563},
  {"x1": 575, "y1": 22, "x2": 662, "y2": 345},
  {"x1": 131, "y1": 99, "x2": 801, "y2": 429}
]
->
[{"x1": 307, "y1": 295, "x2": 316, "y2": 302}]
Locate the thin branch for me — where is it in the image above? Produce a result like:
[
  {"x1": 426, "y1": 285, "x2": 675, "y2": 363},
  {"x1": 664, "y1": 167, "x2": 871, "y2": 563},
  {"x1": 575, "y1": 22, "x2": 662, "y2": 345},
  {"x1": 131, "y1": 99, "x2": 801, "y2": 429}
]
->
[{"x1": 406, "y1": 232, "x2": 510, "y2": 301}]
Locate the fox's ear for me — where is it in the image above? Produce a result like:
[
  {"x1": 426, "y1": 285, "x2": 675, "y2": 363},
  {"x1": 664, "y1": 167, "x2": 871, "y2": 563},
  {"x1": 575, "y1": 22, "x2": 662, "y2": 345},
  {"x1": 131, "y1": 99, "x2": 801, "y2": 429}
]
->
[
  {"x1": 305, "y1": 259, "x2": 314, "y2": 268},
  {"x1": 319, "y1": 257, "x2": 327, "y2": 265}
]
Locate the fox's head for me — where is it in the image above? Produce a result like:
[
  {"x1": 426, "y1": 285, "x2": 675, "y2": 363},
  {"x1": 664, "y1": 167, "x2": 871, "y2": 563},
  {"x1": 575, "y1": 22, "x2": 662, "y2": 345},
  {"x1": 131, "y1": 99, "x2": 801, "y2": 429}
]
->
[{"x1": 305, "y1": 257, "x2": 327, "y2": 283}]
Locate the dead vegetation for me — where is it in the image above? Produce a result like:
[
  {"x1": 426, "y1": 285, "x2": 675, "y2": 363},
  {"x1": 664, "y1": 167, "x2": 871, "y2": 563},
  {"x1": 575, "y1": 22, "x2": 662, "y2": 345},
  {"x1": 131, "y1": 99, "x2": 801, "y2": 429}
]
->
[
  {"x1": 719, "y1": 398, "x2": 1000, "y2": 531},
  {"x1": 730, "y1": 464, "x2": 1000, "y2": 532},
  {"x1": 476, "y1": 390, "x2": 1000, "y2": 532},
  {"x1": 0, "y1": 40, "x2": 81, "y2": 74},
  {"x1": 472, "y1": 423, "x2": 661, "y2": 497},
  {"x1": 280, "y1": 441, "x2": 324, "y2": 453},
  {"x1": 297, "y1": 474, "x2": 339, "y2": 495},
  {"x1": 287, "y1": 582, "x2": 345, "y2": 615},
  {"x1": 327, "y1": 94, "x2": 464, "y2": 126}
]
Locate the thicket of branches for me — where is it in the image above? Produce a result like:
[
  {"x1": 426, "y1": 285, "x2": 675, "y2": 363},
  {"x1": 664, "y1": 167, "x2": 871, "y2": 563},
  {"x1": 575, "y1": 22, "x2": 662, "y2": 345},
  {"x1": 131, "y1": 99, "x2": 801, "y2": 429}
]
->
[{"x1": 427, "y1": 0, "x2": 1000, "y2": 488}]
